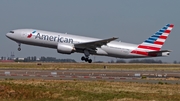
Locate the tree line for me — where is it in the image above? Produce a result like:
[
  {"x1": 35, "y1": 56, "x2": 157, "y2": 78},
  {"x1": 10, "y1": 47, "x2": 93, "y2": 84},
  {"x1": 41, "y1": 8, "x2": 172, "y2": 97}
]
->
[
  {"x1": 15, "y1": 56, "x2": 76, "y2": 63},
  {"x1": 8, "y1": 56, "x2": 180, "y2": 63},
  {"x1": 94, "y1": 59, "x2": 164, "y2": 63}
]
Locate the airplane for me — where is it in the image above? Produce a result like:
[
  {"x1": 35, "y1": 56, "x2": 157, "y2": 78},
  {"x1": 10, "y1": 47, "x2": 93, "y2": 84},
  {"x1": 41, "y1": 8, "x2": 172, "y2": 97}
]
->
[{"x1": 6, "y1": 24, "x2": 174, "y2": 63}]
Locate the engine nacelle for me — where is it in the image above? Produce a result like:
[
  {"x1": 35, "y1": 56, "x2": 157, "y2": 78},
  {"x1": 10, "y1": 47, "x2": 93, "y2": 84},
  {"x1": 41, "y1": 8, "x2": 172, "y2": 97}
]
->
[{"x1": 57, "y1": 43, "x2": 75, "y2": 54}]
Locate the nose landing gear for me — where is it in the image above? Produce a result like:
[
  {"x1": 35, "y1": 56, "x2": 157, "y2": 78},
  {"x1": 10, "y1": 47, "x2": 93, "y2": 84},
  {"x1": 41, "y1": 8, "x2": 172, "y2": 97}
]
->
[
  {"x1": 18, "y1": 43, "x2": 21, "y2": 51},
  {"x1": 81, "y1": 50, "x2": 92, "y2": 63}
]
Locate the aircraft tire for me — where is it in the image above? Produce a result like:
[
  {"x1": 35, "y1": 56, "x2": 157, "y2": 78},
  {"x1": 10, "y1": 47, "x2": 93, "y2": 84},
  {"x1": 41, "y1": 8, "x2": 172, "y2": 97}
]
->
[
  {"x1": 88, "y1": 59, "x2": 92, "y2": 63},
  {"x1": 18, "y1": 48, "x2": 21, "y2": 51},
  {"x1": 81, "y1": 56, "x2": 85, "y2": 61},
  {"x1": 85, "y1": 58, "x2": 88, "y2": 62}
]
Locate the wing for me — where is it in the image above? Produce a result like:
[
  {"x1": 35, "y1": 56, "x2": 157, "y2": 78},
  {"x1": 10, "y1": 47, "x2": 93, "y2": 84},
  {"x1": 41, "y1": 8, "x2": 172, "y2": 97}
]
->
[{"x1": 74, "y1": 37, "x2": 118, "y2": 50}]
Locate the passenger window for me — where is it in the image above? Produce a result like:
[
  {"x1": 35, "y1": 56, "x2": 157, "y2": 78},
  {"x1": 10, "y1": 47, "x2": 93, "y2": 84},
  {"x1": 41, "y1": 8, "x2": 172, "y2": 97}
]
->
[{"x1": 10, "y1": 31, "x2": 14, "y2": 33}]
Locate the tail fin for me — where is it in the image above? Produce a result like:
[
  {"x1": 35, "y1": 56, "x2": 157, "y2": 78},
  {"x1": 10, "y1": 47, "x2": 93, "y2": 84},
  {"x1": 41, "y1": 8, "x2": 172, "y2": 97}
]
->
[{"x1": 137, "y1": 24, "x2": 174, "y2": 51}]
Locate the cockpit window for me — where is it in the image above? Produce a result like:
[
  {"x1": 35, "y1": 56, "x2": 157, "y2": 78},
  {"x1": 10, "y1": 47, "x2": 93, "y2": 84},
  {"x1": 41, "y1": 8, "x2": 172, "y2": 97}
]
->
[{"x1": 10, "y1": 31, "x2": 14, "y2": 33}]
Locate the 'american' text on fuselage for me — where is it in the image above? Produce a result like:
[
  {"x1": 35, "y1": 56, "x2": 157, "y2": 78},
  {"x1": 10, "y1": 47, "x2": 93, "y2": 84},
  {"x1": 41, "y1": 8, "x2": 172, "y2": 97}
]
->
[{"x1": 35, "y1": 33, "x2": 73, "y2": 43}]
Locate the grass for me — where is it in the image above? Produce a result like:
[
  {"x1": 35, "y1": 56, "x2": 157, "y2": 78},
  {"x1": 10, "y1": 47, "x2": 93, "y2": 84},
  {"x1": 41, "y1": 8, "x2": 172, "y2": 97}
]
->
[
  {"x1": 0, "y1": 79, "x2": 180, "y2": 101},
  {"x1": 0, "y1": 63, "x2": 180, "y2": 100},
  {"x1": 0, "y1": 62, "x2": 180, "y2": 71}
]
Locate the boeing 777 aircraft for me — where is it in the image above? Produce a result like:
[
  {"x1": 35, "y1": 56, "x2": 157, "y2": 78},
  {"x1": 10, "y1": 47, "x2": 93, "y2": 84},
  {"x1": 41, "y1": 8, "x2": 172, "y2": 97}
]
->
[{"x1": 6, "y1": 24, "x2": 174, "y2": 63}]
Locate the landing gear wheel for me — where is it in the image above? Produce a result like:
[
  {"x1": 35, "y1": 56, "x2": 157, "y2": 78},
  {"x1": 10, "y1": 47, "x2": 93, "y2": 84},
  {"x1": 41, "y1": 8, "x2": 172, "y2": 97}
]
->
[
  {"x1": 81, "y1": 56, "x2": 85, "y2": 61},
  {"x1": 88, "y1": 59, "x2": 92, "y2": 63},
  {"x1": 18, "y1": 48, "x2": 21, "y2": 51},
  {"x1": 85, "y1": 58, "x2": 88, "y2": 62}
]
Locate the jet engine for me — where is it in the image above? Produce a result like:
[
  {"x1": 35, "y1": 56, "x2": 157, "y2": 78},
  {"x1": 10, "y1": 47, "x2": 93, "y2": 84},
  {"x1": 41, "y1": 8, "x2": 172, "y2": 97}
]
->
[{"x1": 57, "y1": 43, "x2": 75, "y2": 54}]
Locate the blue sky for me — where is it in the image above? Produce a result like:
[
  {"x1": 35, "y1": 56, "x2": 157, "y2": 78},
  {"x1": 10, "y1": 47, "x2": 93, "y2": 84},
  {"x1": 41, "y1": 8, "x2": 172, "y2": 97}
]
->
[{"x1": 0, "y1": 1, "x2": 180, "y2": 62}]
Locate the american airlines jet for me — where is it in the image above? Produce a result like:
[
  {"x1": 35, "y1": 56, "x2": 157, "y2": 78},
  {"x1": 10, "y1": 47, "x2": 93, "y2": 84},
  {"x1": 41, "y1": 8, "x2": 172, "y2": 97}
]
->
[{"x1": 6, "y1": 24, "x2": 174, "y2": 63}]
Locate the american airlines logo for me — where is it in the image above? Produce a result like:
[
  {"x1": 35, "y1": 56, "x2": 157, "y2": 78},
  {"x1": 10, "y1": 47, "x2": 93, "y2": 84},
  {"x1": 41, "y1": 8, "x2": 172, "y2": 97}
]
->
[
  {"x1": 27, "y1": 31, "x2": 36, "y2": 38},
  {"x1": 35, "y1": 33, "x2": 73, "y2": 43}
]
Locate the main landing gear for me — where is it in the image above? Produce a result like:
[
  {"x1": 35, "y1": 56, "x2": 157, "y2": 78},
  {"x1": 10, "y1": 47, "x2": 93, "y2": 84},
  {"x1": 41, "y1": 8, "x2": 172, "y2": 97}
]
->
[
  {"x1": 81, "y1": 50, "x2": 92, "y2": 63},
  {"x1": 81, "y1": 56, "x2": 92, "y2": 63},
  {"x1": 18, "y1": 43, "x2": 21, "y2": 51}
]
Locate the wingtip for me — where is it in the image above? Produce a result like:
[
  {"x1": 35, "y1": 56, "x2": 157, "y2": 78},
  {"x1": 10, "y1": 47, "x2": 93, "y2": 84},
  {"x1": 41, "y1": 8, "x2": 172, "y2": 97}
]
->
[{"x1": 113, "y1": 37, "x2": 119, "y2": 39}]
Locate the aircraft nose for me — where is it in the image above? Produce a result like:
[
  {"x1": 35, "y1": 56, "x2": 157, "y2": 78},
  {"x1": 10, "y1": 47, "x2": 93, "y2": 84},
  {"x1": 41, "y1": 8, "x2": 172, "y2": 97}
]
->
[
  {"x1": 6, "y1": 33, "x2": 11, "y2": 38},
  {"x1": 6, "y1": 30, "x2": 15, "y2": 38}
]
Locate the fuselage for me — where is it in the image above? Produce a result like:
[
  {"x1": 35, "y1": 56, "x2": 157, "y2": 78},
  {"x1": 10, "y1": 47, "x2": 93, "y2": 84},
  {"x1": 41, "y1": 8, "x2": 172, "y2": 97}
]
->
[{"x1": 6, "y1": 29, "x2": 144, "y2": 58}]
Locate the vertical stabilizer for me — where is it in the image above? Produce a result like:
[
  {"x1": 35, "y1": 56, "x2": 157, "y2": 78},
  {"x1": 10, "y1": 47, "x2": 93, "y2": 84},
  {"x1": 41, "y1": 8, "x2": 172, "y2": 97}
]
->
[{"x1": 137, "y1": 24, "x2": 174, "y2": 52}]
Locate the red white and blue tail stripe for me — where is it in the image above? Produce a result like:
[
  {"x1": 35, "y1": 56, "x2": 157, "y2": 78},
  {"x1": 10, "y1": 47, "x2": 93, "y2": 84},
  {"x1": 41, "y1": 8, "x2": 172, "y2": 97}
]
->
[{"x1": 131, "y1": 24, "x2": 174, "y2": 56}]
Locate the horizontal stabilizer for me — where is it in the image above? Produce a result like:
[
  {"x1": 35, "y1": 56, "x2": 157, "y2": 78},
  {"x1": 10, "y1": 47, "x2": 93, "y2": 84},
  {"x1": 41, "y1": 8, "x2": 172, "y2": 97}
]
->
[
  {"x1": 148, "y1": 50, "x2": 171, "y2": 54},
  {"x1": 147, "y1": 50, "x2": 171, "y2": 57}
]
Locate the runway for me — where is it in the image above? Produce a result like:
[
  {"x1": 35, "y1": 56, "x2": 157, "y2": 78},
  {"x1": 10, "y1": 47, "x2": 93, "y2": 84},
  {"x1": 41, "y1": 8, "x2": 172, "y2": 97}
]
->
[{"x1": 0, "y1": 69, "x2": 180, "y2": 84}]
